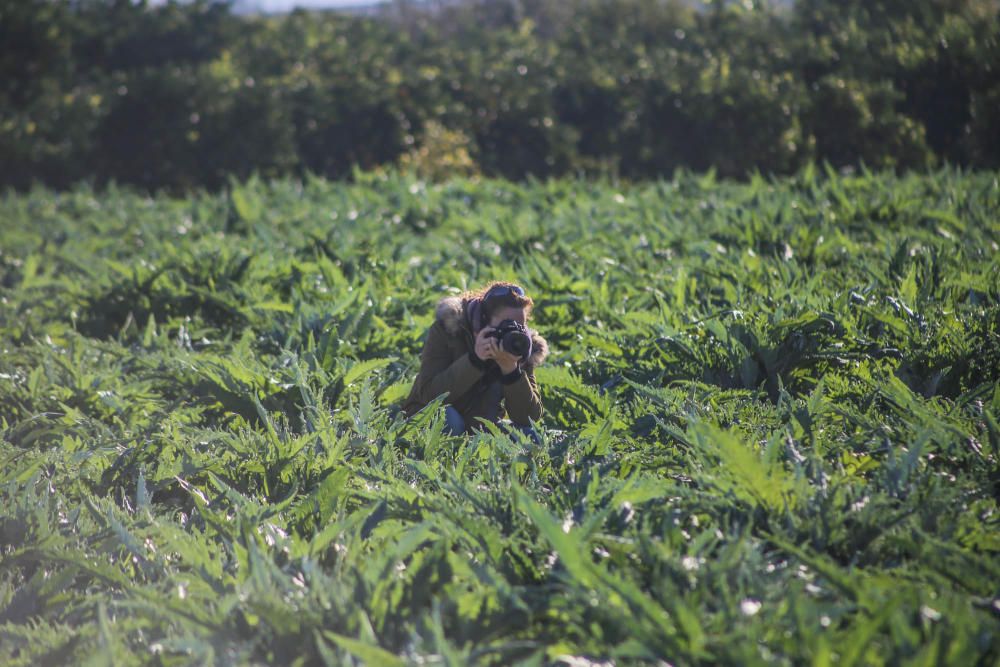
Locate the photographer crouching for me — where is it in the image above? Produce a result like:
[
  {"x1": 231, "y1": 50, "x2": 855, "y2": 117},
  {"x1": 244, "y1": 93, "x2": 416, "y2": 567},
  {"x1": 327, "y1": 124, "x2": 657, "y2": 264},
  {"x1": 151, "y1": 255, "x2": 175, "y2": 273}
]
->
[{"x1": 403, "y1": 282, "x2": 548, "y2": 441}]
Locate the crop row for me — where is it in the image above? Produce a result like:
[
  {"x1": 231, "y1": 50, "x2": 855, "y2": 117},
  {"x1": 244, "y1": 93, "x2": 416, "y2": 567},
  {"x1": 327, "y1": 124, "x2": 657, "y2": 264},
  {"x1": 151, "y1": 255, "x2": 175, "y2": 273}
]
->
[{"x1": 1, "y1": 168, "x2": 998, "y2": 664}]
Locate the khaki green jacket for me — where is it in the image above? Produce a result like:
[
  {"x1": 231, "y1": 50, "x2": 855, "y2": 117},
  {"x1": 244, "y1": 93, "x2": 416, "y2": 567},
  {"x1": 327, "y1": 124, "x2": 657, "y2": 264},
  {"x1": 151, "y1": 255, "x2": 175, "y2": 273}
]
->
[{"x1": 404, "y1": 296, "x2": 548, "y2": 428}]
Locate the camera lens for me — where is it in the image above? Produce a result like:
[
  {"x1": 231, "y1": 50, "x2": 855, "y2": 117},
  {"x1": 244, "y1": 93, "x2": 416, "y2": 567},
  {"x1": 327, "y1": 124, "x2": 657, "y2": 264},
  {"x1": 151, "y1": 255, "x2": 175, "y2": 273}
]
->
[{"x1": 501, "y1": 330, "x2": 531, "y2": 358}]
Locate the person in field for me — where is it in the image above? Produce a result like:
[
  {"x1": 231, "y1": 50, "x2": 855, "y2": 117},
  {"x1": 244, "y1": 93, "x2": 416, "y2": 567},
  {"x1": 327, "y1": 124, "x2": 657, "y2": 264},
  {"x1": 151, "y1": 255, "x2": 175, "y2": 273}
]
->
[{"x1": 403, "y1": 281, "x2": 548, "y2": 438}]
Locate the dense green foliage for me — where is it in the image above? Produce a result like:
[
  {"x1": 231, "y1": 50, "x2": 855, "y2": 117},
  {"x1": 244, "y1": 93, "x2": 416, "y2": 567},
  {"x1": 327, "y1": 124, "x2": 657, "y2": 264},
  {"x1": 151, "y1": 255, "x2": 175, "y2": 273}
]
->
[
  {"x1": 2, "y1": 168, "x2": 999, "y2": 664},
  {"x1": 2, "y1": 0, "x2": 999, "y2": 190}
]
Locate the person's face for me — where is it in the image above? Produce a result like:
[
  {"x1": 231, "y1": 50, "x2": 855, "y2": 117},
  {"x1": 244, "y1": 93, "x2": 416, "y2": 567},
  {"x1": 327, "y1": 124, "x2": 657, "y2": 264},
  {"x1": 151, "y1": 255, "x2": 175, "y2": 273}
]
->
[{"x1": 487, "y1": 306, "x2": 526, "y2": 328}]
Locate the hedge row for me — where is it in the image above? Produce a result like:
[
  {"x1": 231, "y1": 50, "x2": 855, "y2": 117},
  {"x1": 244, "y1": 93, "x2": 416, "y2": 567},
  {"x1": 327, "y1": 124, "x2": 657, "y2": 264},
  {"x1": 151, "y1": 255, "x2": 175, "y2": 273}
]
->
[{"x1": 2, "y1": 0, "x2": 998, "y2": 189}]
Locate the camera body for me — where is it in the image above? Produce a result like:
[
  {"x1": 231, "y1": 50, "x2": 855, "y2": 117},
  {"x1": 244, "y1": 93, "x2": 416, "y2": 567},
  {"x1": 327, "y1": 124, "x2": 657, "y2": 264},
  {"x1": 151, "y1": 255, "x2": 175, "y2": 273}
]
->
[{"x1": 488, "y1": 319, "x2": 533, "y2": 360}]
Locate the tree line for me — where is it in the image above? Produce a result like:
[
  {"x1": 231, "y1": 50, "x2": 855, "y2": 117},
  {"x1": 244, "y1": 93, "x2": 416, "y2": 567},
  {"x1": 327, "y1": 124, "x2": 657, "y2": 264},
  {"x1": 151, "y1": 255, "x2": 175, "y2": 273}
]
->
[{"x1": 2, "y1": 0, "x2": 998, "y2": 190}]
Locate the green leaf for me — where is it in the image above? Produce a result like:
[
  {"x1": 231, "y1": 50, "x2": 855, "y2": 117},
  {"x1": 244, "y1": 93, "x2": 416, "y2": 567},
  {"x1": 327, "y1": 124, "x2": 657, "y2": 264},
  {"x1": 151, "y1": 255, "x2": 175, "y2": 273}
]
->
[
  {"x1": 900, "y1": 263, "x2": 918, "y2": 306},
  {"x1": 342, "y1": 357, "x2": 396, "y2": 386},
  {"x1": 320, "y1": 631, "x2": 406, "y2": 667}
]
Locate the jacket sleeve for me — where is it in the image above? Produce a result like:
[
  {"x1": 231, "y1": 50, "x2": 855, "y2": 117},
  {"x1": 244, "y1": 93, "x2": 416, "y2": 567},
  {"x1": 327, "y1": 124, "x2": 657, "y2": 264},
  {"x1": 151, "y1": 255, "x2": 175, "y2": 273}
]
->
[
  {"x1": 410, "y1": 321, "x2": 486, "y2": 407},
  {"x1": 501, "y1": 366, "x2": 543, "y2": 425}
]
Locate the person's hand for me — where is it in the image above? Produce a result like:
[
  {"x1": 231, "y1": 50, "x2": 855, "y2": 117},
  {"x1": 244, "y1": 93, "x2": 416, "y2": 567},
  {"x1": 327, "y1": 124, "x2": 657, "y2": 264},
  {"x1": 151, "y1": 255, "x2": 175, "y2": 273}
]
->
[
  {"x1": 474, "y1": 327, "x2": 498, "y2": 363},
  {"x1": 475, "y1": 327, "x2": 521, "y2": 374},
  {"x1": 492, "y1": 347, "x2": 521, "y2": 375}
]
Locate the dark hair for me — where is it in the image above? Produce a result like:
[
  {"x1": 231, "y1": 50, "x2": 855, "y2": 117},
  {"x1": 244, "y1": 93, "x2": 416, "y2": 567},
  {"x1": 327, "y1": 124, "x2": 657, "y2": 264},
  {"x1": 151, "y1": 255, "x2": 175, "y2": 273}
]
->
[{"x1": 465, "y1": 281, "x2": 534, "y2": 322}]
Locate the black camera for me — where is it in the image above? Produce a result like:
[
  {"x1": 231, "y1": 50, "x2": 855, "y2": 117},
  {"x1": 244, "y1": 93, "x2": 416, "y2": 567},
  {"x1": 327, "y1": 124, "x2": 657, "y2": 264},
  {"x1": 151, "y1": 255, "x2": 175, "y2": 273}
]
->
[{"x1": 489, "y1": 319, "x2": 533, "y2": 359}]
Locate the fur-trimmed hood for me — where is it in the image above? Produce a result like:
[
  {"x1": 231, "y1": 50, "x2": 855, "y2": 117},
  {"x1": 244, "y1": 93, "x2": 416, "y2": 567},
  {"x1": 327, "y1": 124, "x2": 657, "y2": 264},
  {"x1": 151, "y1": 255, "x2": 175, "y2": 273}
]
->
[{"x1": 435, "y1": 295, "x2": 549, "y2": 367}]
